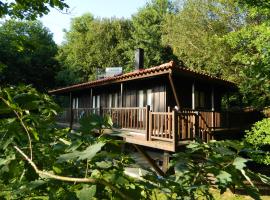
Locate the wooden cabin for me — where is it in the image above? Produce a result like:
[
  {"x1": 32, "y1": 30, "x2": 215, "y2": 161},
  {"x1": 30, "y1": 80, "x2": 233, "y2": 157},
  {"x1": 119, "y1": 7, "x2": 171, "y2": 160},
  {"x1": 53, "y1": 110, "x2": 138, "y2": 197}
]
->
[{"x1": 49, "y1": 59, "x2": 257, "y2": 155}]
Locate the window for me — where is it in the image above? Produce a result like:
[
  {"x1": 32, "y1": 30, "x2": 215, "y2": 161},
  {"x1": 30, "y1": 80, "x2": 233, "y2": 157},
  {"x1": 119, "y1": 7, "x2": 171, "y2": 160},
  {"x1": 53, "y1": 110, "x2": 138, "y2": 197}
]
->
[
  {"x1": 113, "y1": 93, "x2": 118, "y2": 107},
  {"x1": 195, "y1": 91, "x2": 206, "y2": 108},
  {"x1": 72, "y1": 97, "x2": 78, "y2": 109},
  {"x1": 108, "y1": 94, "x2": 112, "y2": 108},
  {"x1": 146, "y1": 89, "x2": 152, "y2": 110},
  {"x1": 138, "y1": 90, "x2": 144, "y2": 108},
  {"x1": 92, "y1": 95, "x2": 100, "y2": 114}
]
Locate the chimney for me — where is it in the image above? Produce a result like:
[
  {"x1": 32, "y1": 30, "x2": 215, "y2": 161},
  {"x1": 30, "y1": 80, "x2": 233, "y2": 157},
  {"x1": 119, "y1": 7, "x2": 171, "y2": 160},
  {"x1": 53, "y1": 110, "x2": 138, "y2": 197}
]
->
[{"x1": 135, "y1": 48, "x2": 144, "y2": 70}]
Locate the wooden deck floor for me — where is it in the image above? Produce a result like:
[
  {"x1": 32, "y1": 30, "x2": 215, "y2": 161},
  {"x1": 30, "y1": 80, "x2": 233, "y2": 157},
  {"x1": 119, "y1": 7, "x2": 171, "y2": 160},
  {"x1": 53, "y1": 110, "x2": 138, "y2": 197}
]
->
[{"x1": 57, "y1": 122, "x2": 176, "y2": 151}]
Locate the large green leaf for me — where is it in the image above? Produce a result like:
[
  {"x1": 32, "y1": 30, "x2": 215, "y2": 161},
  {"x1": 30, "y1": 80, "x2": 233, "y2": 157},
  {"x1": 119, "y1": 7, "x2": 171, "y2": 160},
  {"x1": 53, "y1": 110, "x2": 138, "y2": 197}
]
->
[
  {"x1": 76, "y1": 185, "x2": 96, "y2": 200},
  {"x1": 233, "y1": 157, "x2": 247, "y2": 171},
  {"x1": 216, "y1": 171, "x2": 232, "y2": 185},
  {"x1": 78, "y1": 142, "x2": 105, "y2": 161},
  {"x1": 57, "y1": 150, "x2": 81, "y2": 163}
]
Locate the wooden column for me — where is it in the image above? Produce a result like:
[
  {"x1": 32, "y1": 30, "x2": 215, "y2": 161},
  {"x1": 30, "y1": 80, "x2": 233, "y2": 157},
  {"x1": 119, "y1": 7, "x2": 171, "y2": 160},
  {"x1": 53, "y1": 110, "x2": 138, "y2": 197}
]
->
[
  {"x1": 120, "y1": 83, "x2": 123, "y2": 107},
  {"x1": 69, "y1": 92, "x2": 73, "y2": 130},
  {"x1": 192, "y1": 82, "x2": 195, "y2": 110},
  {"x1": 211, "y1": 86, "x2": 215, "y2": 128},
  {"x1": 90, "y1": 88, "x2": 93, "y2": 108}
]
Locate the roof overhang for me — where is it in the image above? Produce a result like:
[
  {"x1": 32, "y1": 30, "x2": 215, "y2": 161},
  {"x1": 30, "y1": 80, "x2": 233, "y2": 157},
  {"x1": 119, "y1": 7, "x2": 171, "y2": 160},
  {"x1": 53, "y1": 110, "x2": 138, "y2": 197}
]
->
[{"x1": 49, "y1": 61, "x2": 237, "y2": 95}]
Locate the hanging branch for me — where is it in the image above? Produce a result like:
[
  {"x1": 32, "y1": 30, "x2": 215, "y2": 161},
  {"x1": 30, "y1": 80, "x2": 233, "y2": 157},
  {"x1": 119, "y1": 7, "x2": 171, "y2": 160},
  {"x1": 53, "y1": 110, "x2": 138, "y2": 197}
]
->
[{"x1": 14, "y1": 145, "x2": 131, "y2": 200}]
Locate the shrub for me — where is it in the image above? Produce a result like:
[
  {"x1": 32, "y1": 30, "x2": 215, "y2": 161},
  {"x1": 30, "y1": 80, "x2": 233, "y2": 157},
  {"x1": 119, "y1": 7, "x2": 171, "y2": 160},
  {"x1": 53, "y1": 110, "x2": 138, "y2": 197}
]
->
[{"x1": 245, "y1": 118, "x2": 270, "y2": 165}]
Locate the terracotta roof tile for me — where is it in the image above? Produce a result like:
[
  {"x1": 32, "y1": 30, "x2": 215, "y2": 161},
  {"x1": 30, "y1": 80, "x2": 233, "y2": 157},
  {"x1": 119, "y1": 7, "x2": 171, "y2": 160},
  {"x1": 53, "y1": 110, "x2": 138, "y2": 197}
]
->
[{"x1": 49, "y1": 61, "x2": 235, "y2": 94}]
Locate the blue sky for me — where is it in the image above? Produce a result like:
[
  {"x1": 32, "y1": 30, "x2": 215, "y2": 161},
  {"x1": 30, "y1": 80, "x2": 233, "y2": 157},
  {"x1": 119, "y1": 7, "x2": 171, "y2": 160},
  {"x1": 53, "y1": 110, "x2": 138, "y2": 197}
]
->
[{"x1": 40, "y1": 0, "x2": 148, "y2": 44}]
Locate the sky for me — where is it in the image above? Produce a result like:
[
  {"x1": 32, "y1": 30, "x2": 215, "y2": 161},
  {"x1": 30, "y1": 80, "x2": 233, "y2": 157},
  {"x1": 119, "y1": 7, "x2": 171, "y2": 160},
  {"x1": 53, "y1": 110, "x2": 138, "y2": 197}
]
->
[{"x1": 39, "y1": 0, "x2": 148, "y2": 44}]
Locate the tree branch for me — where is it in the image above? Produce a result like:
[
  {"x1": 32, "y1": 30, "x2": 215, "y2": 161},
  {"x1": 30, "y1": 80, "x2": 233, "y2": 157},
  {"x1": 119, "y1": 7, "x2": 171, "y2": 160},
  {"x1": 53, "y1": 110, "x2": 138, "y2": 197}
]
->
[{"x1": 14, "y1": 145, "x2": 131, "y2": 200}]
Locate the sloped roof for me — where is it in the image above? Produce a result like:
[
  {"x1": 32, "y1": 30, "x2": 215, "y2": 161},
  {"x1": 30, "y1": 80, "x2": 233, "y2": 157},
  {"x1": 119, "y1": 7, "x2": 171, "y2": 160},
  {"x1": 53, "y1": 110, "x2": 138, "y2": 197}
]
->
[{"x1": 49, "y1": 61, "x2": 236, "y2": 94}]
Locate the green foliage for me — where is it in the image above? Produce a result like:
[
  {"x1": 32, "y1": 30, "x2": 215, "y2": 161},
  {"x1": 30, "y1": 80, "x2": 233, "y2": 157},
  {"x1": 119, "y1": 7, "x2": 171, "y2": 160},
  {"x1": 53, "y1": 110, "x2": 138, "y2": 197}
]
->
[
  {"x1": 245, "y1": 118, "x2": 270, "y2": 165},
  {"x1": 1, "y1": 85, "x2": 269, "y2": 199},
  {"x1": 0, "y1": 0, "x2": 69, "y2": 20},
  {"x1": 0, "y1": 20, "x2": 59, "y2": 90},
  {"x1": 225, "y1": 23, "x2": 270, "y2": 107},
  {"x1": 162, "y1": 0, "x2": 240, "y2": 76},
  {"x1": 129, "y1": 0, "x2": 177, "y2": 69},
  {"x1": 169, "y1": 140, "x2": 267, "y2": 199},
  {"x1": 56, "y1": 13, "x2": 133, "y2": 84}
]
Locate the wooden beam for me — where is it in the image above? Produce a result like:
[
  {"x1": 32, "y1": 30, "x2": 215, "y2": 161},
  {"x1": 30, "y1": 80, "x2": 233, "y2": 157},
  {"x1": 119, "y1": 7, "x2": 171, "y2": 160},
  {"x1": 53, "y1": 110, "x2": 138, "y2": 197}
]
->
[
  {"x1": 133, "y1": 144, "x2": 165, "y2": 177},
  {"x1": 168, "y1": 72, "x2": 180, "y2": 109}
]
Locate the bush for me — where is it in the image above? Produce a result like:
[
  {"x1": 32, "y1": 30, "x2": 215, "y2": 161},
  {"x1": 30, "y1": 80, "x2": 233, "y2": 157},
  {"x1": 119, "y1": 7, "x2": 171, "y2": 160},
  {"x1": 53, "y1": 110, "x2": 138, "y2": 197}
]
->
[{"x1": 245, "y1": 118, "x2": 270, "y2": 165}]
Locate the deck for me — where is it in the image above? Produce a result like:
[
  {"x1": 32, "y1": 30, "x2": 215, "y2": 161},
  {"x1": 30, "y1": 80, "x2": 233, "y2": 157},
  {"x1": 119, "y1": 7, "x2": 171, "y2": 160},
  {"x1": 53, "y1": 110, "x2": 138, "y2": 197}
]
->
[{"x1": 57, "y1": 107, "x2": 253, "y2": 152}]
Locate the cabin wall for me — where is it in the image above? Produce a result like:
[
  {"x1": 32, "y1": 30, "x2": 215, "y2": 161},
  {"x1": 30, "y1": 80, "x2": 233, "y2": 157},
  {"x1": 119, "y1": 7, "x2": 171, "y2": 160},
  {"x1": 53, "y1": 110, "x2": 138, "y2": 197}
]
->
[
  {"x1": 70, "y1": 76, "x2": 167, "y2": 112},
  {"x1": 167, "y1": 75, "x2": 224, "y2": 111}
]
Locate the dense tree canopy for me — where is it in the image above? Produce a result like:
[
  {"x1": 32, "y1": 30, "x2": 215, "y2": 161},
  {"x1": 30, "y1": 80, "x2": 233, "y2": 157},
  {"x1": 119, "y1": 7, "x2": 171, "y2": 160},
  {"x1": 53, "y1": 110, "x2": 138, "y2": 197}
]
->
[
  {"x1": 56, "y1": 13, "x2": 134, "y2": 85},
  {"x1": 0, "y1": 20, "x2": 59, "y2": 90},
  {"x1": 129, "y1": 0, "x2": 177, "y2": 67},
  {"x1": 56, "y1": 0, "x2": 270, "y2": 108},
  {"x1": 162, "y1": 0, "x2": 270, "y2": 107},
  {"x1": 0, "y1": 0, "x2": 69, "y2": 20}
]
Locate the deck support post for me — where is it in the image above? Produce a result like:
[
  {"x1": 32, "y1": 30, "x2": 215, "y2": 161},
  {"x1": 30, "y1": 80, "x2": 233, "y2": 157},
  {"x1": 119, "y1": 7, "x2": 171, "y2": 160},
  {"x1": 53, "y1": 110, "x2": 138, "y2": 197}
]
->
[
  {"x1": 69, "y1": 92, "x2": 73, "y2": 130},
  {"x1": 168, "y1": 72, "x2": 180, "y2": 109},
  {"x1": 162, "y1": 151, "x2": 170, "y2": 173},
  {"x1": 133, "y1": 144, "x2": 165, "y2": 177},
  {"x1": 192, "y1": 82, "x2": 195, "y2": 110}
]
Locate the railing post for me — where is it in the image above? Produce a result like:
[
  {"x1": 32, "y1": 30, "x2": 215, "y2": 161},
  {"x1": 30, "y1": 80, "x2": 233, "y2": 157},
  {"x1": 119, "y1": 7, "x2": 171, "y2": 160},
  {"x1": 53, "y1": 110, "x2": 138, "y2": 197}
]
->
[
  {"x1": 145, "y1": 105, "x2": 150, "y2": 141},
  {"x1": 149, "y1": 110, "x2": 152, "y2": 141},
  {"x1": 194, "y1": 111, "x2": 199, "y2": 139},
  {"x1": 172, "y1": 110, "x2": 177, "y2": 152}
]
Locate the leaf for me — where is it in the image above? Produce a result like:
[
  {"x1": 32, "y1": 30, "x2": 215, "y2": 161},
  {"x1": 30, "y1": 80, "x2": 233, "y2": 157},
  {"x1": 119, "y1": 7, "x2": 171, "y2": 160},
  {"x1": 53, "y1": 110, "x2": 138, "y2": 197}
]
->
[
  {"x1": 216, "y1": 170, "x2": 232, "y2": 185},
  {"x1": 76, "y1": 185, "x2": 96, "y2": 200},
  {"x1": 96, "y1": 161, "x2": 112, "y2": 169},
  {"x1": 53, "y1": 166, "x2": 62, "y2": 174},
  {"x1": 78, "y1": 142, "x2": 105, "y2": 161},
  {"x1": 233, "y1": 157, "x2": 247, "y2": 171},
  {"x1": 57, "y1": 150, "x2": 80, "y2": 163}
]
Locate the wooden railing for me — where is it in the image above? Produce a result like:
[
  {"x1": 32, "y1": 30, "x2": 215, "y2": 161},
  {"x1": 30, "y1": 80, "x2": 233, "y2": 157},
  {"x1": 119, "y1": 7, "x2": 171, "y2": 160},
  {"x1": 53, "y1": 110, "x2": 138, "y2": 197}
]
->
[
  {"x1": 148, "y1": 110, "x2": 217, "y2": 145},
  {"x1": 73, "y1": 108, "x2": 99, "y2": 123},
  {"x1": 149, "y1": 111, "x2": 174, "y2": 142},
  {"x1": 102, "y1": 107, "x2": 148, "y2": 132},
  {"x1": 57, "y1": 106, "x2": 260, "y2": 151}
]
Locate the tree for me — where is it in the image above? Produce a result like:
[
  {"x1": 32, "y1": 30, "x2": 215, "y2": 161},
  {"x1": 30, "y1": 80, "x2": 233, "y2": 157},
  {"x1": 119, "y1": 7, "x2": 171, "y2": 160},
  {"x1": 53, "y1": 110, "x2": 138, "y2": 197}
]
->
[
  {"x1": 223, "y1": 0, "x2": 270, "y2": 107},
  {"x1": 0, "y1": 0, "x2": 69, "y2": 20},
  {"x1": 0, "y1": 20, "x2": 59, "y2": 90},
  {"x1": 57, "y1": 13, "x2": 133, "y2": 85},
  {"x1": 130, "y1": 0, "x2": 177, "y2": 68},
  {"x1": 162, "y1": 0, "x2": 244, "y2": 76}
]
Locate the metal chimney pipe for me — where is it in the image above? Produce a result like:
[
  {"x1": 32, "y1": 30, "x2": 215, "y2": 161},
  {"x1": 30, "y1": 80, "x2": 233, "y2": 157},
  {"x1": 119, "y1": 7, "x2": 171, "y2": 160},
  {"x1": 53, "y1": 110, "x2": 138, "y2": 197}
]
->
[{"x1": 135, "y1": 48, "x2": 144, "y2": 70}]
